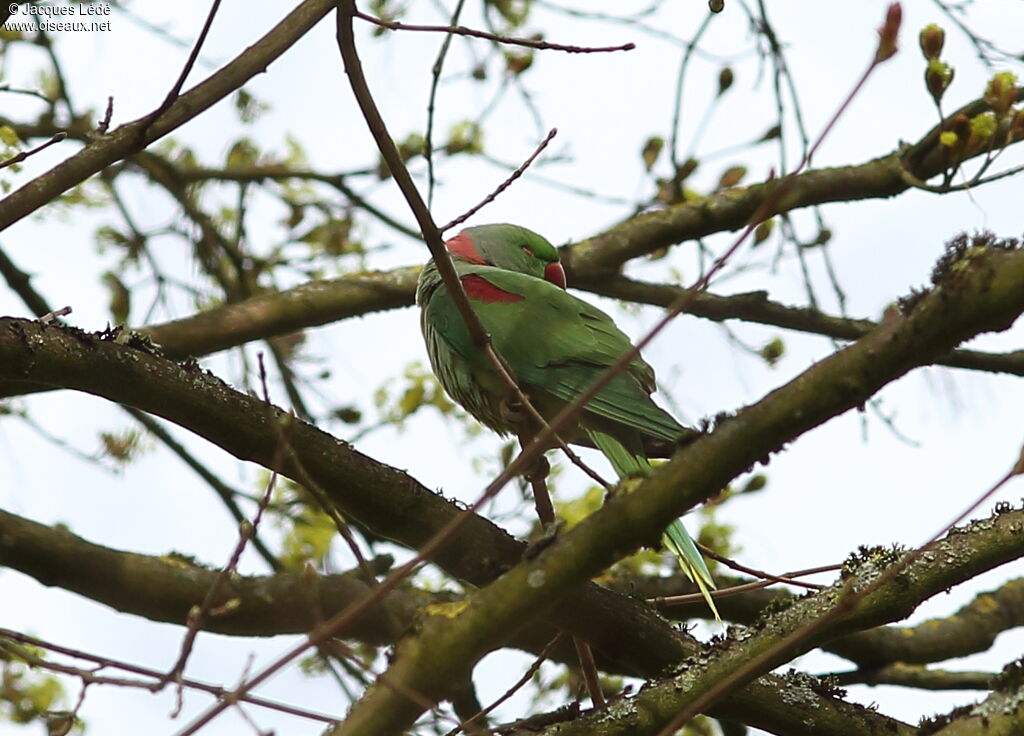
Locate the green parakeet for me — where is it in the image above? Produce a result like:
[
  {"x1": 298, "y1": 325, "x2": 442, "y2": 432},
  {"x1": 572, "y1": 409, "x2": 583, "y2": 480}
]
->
[{"x1": 416, "y1": 223, "x2": 717, "y2": 616}]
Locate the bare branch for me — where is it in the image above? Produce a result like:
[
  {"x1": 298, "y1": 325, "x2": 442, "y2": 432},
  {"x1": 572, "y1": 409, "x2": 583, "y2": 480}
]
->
[
  {"x1": 0, "y1": 0, "x2": 338, "y2": 233},
  {"x1": 0, "y1": 132, "x2": 66, "y2": 170},
  {"x1": 354, "y1": 11, "x2": 635, "y2": 54}
]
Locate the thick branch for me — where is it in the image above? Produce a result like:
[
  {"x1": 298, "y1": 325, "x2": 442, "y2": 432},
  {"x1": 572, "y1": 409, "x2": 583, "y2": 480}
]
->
[
  {"x1": 333, "y1": 238, "x2": 1024, "y2": 734},
  {"x1": 833, "y1": 664, "x2": 994, "y2": 691},
  {"x1": 561, "y1": 91, "x2": 1024, "y2": 276},
  {"x1": 0, "y1": 316, "x2": 932, "y2": 735},
  {"x1": 543, "y1": 508, "x2": 1024, "y2": 736},
  {"x1": 925, "y1": 676, "x2": 1024, "y2": 736},
  {"x1": 829, "y1": 577, "x2": 1024, "y2": 667},
  {"x1": 588, "y1": 277, "x2": 1024, "y2": 377},
  {"x1": 146, "y1": 268, "x2": 420, "y2": 358},
  {"x1": 0, "y1": 507, "x2": 410, "y2": 641},
  {"x1": 0, "y1": 317, "x2": 696, "y2": 680}
]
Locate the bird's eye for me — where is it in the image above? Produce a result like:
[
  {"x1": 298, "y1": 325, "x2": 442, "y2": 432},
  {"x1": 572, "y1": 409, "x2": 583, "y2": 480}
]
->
[{"x1": 521, "y1": 246, "x2": 534, "y2": 258}]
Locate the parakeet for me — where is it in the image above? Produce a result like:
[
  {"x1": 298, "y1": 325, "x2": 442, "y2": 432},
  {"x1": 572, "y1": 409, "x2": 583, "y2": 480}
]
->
[{"x1": 416, "y1": 223, "x2": 717, "y2": 616}]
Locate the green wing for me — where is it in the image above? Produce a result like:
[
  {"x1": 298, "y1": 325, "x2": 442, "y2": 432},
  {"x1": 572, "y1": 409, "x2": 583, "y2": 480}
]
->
[{"x1": 463, "y1": 265, "x2": 686, "y2": 443}]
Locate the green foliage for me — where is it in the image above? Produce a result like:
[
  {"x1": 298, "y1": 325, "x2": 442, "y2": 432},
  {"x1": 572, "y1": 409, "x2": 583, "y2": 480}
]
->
[
  {"x1": 233, "y1": 89, "x2": 270, "y2": 125},
  {"x1": 716, "y1": 165, "x2": 747, "y2": 190},
  {"x1": 225, "y1": 137, "x2": 261, "y2": 169},
  {"x1": 752, "y1": 218, "x2": 775, "y2": 246},
  {"x1": 488, "y1": 0, "x2": 531, "y2": 29},
  {"x1": 919, "y1": 24, "x2": 945, "y2": 60},
  {"x1": 98, "y1": 428, "x2": 146, "y2": 464},
  {"x1": 154, "y1": 138, "x2": 199, "y2": 171},
  {"x1": 102, "y1": 271, "x2": 131, "y2": 324},
  {"x1": 925, "y1": 58, "x2": 954, "y2": 104},
  {"x1": 0, "y1": 125, "x2": 22, "y2": 186},
  {"x1": 294, "y1": 217, "x2": 363, "y2": 257},
  {"x1": 554, "y1": 485, "x2": 603, "y2": 530},
  {"x1": 378, "y1": 132, "x2": 425, "y2": 178},
  {"x1": 368, "y1": 0, "x2": 405, "y2": 33},
  {"x1": 274, "y1": 478, "x2": 338, "y2": 569},
  {"x1": 373, "y1": 362, "x2": 457, "y2": 430},
  {"x1": 504, "y1": 47, "x2": 535, "y2": 76},
  {"x1": 696, "y1": 511, "x2": 735, "y2": 572},
  {"x1": 94, "y1": 224, "x2": 143, "y2": 263},
  {"x1": 53, "y1": 180, "x2": 109, "y2": 214},
  {"x1": 445, "y1": 120, "x2": 484, "y2": 156},
  {"x1": 0, "y1": 126, "x2": 19, "y2": 148},
  {"x1": 0, "y1": 646, "x2": 68, "y2": 728},
  {"x1": 758, "y1": 337, "x2": 785, "y2": 367},
  {"x1": 969, "y1": 111, "x2": 997, "y2": 143}
]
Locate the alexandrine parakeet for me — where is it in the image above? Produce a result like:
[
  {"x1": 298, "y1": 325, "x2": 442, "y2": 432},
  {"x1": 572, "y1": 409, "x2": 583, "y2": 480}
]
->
[{"x1": 416, "y1": 223, "x2": 717, "y2": 615}]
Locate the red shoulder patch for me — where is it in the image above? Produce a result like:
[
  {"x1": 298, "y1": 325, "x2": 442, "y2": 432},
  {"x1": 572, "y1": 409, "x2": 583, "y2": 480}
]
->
[
  {"x1": 446, "y1": 232, "x2": 485, "y2": 264},
  {"x1": 461, "y1": 274, "x2": 524, "y2": 303}
]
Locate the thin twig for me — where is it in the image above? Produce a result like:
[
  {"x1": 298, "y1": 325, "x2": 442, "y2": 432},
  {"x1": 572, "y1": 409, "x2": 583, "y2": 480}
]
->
[
  {"x1": 698, "y1": 544, "x2": 834, "y2": 591},
  {"x1": 0, "y1": 132, "x2": 66, "y2": 170},
  {"x1": 425, "y1": 0, "x2": 467, "y2": 207},
  {"x1": 0, "y1": 628, "x2": 338, "y2": 724},
  {"x1": 439, "y1": 128, "x2": 558, "y2": 233},
  {"x1": 355, "y1": 11, "x2": 635, "y2": 54},
  {"x1": 653, "y1": 563, "x2": 840, "y2": 608},
  {"x1": 571, "y1": 635, "x2": 606, "y2": 708},
  {"x1": 668, "y1": 12, "x2": 713, "y2": 182},
  {"x1": 657, "y1": 443, "x2": 1023, "y2": 733},
  {"x1": 164, "y1": 355, "x2": 283, "y2": 693},
  {"x1": 442, "y1": 633, "x2": 563, "y2": 736},
  {"x1": 139, "y1": 0, "x2": 223, "y2": 136}
]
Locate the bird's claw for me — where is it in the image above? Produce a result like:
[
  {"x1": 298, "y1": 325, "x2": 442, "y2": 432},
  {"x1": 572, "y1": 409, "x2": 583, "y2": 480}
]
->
[{"x1": 523, "y1": 519, "x2": 562, "y2": 559}]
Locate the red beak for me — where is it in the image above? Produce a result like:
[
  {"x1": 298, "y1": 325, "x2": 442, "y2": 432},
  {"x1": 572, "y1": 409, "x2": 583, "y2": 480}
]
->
[{"x1": 544, "y1": 262, "x2": 567, "y2": 289}]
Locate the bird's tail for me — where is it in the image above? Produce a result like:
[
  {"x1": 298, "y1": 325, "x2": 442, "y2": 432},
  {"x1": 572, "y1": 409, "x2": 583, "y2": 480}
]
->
[
  {"x1": 663, "y1": 518, "x2": 719, "y2": 620},
  {"x1": 587, "y1": 429, "x2": 719, "y2": 619}
]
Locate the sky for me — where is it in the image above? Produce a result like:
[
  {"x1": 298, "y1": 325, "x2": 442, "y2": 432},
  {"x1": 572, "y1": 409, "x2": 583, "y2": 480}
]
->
[{"x1": 2, "y1": 1, "x2": 1024, "y2": 734}]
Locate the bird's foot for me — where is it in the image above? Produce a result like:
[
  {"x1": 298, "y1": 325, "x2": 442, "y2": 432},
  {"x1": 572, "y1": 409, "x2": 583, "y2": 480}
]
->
[
  {"x1": 523, "y1": 454, "x2": 550, "y2": 485},
  {"x1": 523, "y1": 519, "x2": 563, "y2": 560},
  {"x1": 500, "y1": 394, "x2": 531, "y2": 429}
]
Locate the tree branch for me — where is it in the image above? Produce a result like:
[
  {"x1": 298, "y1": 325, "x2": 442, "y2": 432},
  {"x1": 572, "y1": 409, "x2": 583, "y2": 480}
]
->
[
  {"x1": 561, "y1": 90, "x2": 1024, "y2": 277},
  {"x1": 0, "y1": 0, "x2": 338, "y2": 233},
  {"x1": 331, "y1": 235, "x2": 1024, "y2": 734},
  {"x1": 0, "y1": 315, "x2": 696, "y2": 680},
  {"x1": 0, "y1": 314, "x2": 945, "y2": 736},
  {"x1": 0, "y1": 507, "x2": 406, "y2": 640},
  {"x1": 833, "y1": 664, "x2": 994, "y2": 691},
  {"x1": 829, "y1": 577, "x2": 1024, "y2": 667},
  {"x1": 524, "y1": 506, "x2": 1024, "y2": 736}
]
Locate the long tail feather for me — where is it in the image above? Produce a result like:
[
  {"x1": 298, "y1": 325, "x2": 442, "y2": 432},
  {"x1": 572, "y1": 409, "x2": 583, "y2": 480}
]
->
[
  {"x1": 663, "y1": 519, "x2": 719, "y2": 620},
  {"x1": 586, "y1": 428, "x2": 718, "y2": 619}
]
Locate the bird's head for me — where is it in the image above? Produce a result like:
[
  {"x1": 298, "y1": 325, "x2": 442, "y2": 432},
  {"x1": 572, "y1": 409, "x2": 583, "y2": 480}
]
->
[{"x1": 445, "y1": 224, "x2": 566, "y2": 289}]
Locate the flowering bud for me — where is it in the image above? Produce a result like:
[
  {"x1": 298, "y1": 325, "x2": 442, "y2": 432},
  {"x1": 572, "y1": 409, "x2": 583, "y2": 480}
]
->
[
  {"x1": 1009, "y1": 109, "x2": 1024, "y2": 143},
  {"x1": 918, "y1": 24, "x2": 944, "y2": 60},
  {"x1": 984, "y1": 72, "x2": 1018, "y2": 116},
  {"x1": 925, "y1": 59, "x2": 954, "y2": 105},
  {"x1": 753, "y1": 219, "x2": 774, "y2": 247},
  {"x1": 717, "y1": 165, "x2": 746, "y2": 189},
  {"x1": 717, "y1": 67, "x2": 734, "y2": 96},
  {"x1": 875, "y1": 3, "x2": 902, "y2": 63},
  {"x1": 641, "y1": 136, "x2": 664, "y2": 172},
  {"x1": 940, "y1": 113, "x2": 970, "y2": 159},
  {"x1": 967, "y1": 111, "x2": 997, "y2": 151}
]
